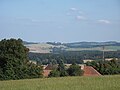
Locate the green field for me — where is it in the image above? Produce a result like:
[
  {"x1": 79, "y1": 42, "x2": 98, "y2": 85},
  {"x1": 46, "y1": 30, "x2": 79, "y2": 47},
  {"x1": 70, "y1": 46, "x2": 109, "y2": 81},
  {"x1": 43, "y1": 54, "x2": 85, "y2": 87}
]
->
[
  {"x1": 66, "y1": 46, "x2": 120, "y2": 51},
  {"x1": 0, "y1": 75, "x2": 120, "y2": 90}
]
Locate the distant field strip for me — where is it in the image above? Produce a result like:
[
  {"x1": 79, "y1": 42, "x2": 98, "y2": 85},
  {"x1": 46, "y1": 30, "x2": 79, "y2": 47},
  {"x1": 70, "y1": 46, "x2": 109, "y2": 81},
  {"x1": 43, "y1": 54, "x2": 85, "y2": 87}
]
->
[
  {"x1": 25, "y1": 43, "x2": 120, "y2": 53},
  {"x1": 25, "y1": 44, "x2": 53, "y2": 53},
  {"x1": 66, "y1": 46, "x2": 120, "y2": 51},
  {"x1": 0, "y1": 75, "x2": 120, "y2": 90}
]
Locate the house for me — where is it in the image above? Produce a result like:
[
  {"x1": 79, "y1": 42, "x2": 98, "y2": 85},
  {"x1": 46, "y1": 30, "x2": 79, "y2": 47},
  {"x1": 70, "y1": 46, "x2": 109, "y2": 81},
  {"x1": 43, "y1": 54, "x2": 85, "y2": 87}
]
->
[
  {"x1": 43, "y1": 70, "x2": 52, "y2": 77},
  {"x1": 43, "y1": 64, "x2": 57, "y2": 77},
  {"x1": 105, "y1": 58, "x2": 118, "y2": 61},
  {"x1": 65, "y1": 64, "x2": 85, "y2": 70},
  {"x1": 42, "y1": 64, "x2": 101, "y2": 77},
  {"x1": 83, "y1": 59, "x2": 94, "y2": 63},
  {"x1": 29, "y1": 60, "x2": 37, "y2": 64},
  {"x1": 83, "y1": 66, "x2": 101, "y2": 76}
]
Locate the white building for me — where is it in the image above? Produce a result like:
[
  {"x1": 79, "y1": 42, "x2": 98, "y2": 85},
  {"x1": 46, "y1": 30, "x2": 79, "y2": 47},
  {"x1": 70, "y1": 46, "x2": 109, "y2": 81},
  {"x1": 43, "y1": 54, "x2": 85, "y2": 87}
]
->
[{"x1": 83, "y1": 59, "x2": 94, "y2": 63}]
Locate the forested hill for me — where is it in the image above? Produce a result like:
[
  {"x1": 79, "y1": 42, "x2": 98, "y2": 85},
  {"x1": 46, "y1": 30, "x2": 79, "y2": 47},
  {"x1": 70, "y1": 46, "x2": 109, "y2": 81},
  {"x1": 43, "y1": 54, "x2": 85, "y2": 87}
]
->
[{"x1": 63, "y1": 41, "x2": 120, "y2": 48}]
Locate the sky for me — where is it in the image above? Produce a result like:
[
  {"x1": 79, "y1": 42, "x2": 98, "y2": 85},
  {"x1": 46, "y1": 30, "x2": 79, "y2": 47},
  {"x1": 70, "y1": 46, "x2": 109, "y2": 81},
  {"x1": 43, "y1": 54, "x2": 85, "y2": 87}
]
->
[{"x1": 0, "y1": 0, "x2": 120, "y2": 43}]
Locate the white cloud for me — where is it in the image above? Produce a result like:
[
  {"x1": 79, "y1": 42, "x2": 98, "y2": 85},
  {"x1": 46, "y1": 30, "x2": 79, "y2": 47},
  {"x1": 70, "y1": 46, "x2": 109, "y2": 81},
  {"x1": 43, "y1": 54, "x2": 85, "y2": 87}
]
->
[
  {"x1": 98, "y1": 19, "x2": 111, "y2": 24},
  {"x1": 70, "y1": 8, "x2": 77, "y2": 11},
  {"x1": 69, "y1": 8, "x2": 85, "y2": 15},
  {"x1": 76, "y1": 16, "x2": 86, "y2": 20}
]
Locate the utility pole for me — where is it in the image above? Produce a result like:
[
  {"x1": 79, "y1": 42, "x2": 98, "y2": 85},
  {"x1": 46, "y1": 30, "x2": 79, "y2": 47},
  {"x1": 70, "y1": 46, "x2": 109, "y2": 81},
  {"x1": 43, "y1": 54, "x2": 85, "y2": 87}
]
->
[{"x1": 102, "y1": 46, "x2": 105, "y2": 62}]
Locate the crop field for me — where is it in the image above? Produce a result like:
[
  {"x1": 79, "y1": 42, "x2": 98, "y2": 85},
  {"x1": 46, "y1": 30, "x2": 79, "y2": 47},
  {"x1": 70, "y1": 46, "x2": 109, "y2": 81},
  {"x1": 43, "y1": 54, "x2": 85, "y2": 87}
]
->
[
  {"x1": 25, "y1": 43, "x2": 53, "y2": 53},
  {"x1": 0, "y1": 75, "x2": 120, "y2": 90},
  {"x1": 66, "y1": 46, "x2": 120, "y2": 51},
  {"x1": 25, "y1": 43, "x2": 67, "y2": 53}
]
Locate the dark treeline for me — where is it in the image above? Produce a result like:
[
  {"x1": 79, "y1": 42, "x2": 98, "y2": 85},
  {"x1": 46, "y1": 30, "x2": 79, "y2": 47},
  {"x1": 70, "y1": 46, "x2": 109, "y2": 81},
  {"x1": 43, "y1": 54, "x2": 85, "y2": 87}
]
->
[{"x1": 28, "y1": 51, "x2": 120, "y2": 65}]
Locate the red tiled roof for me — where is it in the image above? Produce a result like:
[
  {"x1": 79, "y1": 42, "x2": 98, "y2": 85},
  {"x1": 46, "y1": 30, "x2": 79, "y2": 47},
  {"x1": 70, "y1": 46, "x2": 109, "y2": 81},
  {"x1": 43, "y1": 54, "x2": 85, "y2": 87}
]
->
[
  {"x1": 44, "y1": 65, "x2": 53, "y2": 70},
  {"x1": 43, "y1": 65, "x2": 101, "y2": 77},
  {"x1": 43, "y1": 70, "x2": 52, "y2": 77},
  {"x1": 83, "y1": 66, "x2": 101, "y2": 76}
]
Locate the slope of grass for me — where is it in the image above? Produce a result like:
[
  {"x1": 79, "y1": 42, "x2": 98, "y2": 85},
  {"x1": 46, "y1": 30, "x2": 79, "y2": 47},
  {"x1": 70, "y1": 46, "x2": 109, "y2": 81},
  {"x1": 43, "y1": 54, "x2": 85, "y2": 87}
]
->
[{"x1": 0, "y1": 75, "x2": 120, "y2": 90}]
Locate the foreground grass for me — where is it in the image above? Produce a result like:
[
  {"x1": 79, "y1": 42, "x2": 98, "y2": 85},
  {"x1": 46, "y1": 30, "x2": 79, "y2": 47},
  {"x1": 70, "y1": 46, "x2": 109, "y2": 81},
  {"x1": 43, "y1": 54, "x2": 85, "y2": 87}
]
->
[{"x1": 0, "y1": 75, "x2": 120, "y2": 90}]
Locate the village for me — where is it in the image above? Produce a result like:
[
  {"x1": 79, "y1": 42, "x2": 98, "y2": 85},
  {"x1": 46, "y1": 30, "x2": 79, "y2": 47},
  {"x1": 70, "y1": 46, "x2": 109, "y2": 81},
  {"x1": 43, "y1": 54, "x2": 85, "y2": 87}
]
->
[{"x1": 29, "y1": 58, "x2": 119, "y2": 77}]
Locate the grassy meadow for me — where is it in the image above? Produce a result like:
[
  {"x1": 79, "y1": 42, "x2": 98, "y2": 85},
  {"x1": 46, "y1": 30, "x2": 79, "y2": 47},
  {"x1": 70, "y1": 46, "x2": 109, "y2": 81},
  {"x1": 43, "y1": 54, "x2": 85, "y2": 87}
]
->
[{"x1": 0, "y1": 75, "x2": 120, "y2": 90}]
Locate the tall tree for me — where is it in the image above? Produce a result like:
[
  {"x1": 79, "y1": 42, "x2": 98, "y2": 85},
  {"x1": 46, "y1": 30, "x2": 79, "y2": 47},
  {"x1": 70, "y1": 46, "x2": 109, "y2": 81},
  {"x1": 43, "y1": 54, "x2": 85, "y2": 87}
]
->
[
  {"x1": 67, "y1": 63, "x2": 83, "y2": 76},
  {"x1": 0, "y1": 38, "x2": 43, "y2": 80},
  {"x1": 57, "y1": 59, "x2": 68, "y2": 76}
]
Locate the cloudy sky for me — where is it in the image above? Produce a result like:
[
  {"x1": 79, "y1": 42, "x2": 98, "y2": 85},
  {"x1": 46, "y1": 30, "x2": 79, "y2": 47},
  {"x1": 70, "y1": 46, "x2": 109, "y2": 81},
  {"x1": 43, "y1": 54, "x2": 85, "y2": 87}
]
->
[{"x1": 0, "y1": 0, "x2": 120, "y2": 42}]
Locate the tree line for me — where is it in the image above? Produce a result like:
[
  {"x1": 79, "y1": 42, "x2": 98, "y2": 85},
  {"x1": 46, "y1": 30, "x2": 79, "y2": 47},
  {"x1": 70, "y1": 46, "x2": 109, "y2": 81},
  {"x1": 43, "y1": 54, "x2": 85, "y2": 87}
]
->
[{"x1": 28, "y1": 50, "x2": 120, "y2": 65}]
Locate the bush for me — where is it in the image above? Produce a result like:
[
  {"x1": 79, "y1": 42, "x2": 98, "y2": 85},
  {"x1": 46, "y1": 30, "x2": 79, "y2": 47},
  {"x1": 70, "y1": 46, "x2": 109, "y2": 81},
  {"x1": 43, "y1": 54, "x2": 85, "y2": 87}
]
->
[
  {"x1": 48, "y1": 70, "x2": 60, "y2": 77},
  {"x1": 67, "y1": 63, "x2": 83, "y2": 76}
]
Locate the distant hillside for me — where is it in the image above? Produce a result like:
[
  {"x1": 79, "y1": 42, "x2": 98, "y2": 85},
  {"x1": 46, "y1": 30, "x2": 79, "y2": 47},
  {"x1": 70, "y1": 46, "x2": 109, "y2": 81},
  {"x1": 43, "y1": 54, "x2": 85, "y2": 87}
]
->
[
  {"x1": 24, "y1": 41, "x2": 120, "y2": 53},
  {"x1": 23, "y1": 41, "x2": 38, "y2": 45},
  {"x1": 64, "y1": 41, "x2": 120, "y2": 48}
]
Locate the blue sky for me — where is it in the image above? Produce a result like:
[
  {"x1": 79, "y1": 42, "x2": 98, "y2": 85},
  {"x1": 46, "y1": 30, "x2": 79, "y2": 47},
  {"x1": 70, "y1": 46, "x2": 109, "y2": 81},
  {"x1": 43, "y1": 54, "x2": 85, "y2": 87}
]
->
[{"x1": 0, "y1": 0, "x2": 120, "y2": 42}]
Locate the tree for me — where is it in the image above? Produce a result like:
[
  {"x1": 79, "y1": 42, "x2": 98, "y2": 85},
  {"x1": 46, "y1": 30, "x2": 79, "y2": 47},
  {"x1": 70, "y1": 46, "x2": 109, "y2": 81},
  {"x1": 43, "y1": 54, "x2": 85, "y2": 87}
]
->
[
  {"x1": 86, "y1": 59, "x2": 120, "y2": 75},
  {"x1": 67, "y1": 63, "x2": 83, "y2": 76},
  {"x1": 57, "y1": 59, "x2": 68, "y2": 76},
  {"x1": 48, "y1": 59, "x2": 68, "y2": 77},
  {"x1": 48, "y1": 70, "x2": 60, "y2": 77},
  {"x1": 0, "y1": 38, "x2": 43, "y2": 80}
]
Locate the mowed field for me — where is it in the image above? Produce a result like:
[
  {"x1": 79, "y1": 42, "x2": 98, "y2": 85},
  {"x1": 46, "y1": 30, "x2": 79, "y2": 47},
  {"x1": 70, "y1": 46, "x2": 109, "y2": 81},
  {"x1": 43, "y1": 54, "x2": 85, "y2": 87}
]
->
[
  {"x1": 0, "y1": 75, "x2": 120, "y2": 90},
  {"x1": 25, "y1": 43, "x2": 54, "y2": 53},
  {"x1": 25, "y1": 43, "x2": 66, "y2": 53}
]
